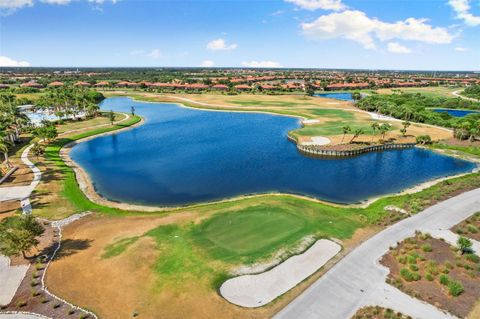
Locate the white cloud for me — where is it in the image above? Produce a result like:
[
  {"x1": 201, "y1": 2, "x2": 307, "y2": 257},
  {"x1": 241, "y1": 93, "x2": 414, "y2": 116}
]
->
[
  {"x1": 40, "y1": 0, "x2": 71, "y2": 4},
  {"x1": 387, "y1": 42, "x2": 412, "y2": 54},
  {"x1": 0, "y1": 0, "x2": 33, "y2": 12},
  {"x1": 449, "y1": 0, "x2": 480, "y2": 26},
  {"x1": 241, "y1": 60, "x2": 283, "y2": 68},
  {"x1": 301, "y1": 10, "x2": 454, "y2": 49},
  {"x1": 147, "y1": 49, "x2": 161, "y2": 59},
  {"x1": 200, "y1": 60, "x2": 215, "y2": 67},
  {"x1": 0, "y1": 0, "x2": 118, "y2": 12},
  {"x1": 206, "y1": 38, "x2": 238, "y2": 51},
  {"x1": 455, "y1": 46, "x2": 468, "y2": 51},
  {"x1": 129, "y1": 49, "x2": 145, "y2": 56},
  {"x1": 285, "y1": 0, "x2": 345, "y2": 11},
  {"x1": 0, "y1": 56, "x2": 31, "y2": 67}
]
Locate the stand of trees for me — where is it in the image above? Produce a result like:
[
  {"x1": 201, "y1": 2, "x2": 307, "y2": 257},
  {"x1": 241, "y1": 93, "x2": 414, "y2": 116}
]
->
[
  {"x1": 463, "y1": 85, "x2": 480, "y2": 100},
  {"x1": 356, "y1": 93, "x2": 480, "y2": 141},
  {"x1": 36, "y1": 86, "x2": 104, "y2": 121}
]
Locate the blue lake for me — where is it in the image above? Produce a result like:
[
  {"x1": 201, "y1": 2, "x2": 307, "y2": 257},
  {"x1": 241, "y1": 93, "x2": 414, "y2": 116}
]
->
[
  {"x1": 315, "y1": 92, "x2": 354, "y2": 102},
  {"x1": 69, "y1": 97, "x2": 476, "y2": 206},
  {"x1": 433, "y1": 109, "x2": 480, "y2": 117}
]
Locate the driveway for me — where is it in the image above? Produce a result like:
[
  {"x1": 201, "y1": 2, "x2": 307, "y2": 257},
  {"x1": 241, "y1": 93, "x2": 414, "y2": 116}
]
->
[{"x1": 274, "y1": 188, "x2": 480, "y2": 319}]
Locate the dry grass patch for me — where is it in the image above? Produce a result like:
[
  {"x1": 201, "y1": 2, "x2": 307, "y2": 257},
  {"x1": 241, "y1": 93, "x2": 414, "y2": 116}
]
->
[{"x1": 352, "y1": 306, "x2": 411, "y2": 319}]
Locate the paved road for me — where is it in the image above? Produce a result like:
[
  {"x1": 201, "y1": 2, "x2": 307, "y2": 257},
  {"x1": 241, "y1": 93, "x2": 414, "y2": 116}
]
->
[{"x1": 274, "y1": 188, "x2": 480, "y2": 319}]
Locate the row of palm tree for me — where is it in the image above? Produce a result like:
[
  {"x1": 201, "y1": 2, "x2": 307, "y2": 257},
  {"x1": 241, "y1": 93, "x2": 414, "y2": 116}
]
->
[
  {"x1": 0, "y1": 94, "x2": 31, "y2": 168},
  {"x1": 341, "y1": 122, "x2": 393, "y2": 144},
  {"x1": 36, "y1": 86, "x2": 102, "y2": 120}
]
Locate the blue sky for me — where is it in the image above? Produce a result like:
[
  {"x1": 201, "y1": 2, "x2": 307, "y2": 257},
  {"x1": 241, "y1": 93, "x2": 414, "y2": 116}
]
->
[{"x1": 0, "y1": 0, "x2": 479, "y2": 70}]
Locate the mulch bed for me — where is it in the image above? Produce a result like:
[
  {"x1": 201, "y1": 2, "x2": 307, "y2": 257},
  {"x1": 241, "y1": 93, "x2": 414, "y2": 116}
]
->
[
  {"x1": 381, "y1": 233, "x2": 480, "y2": 318},
  {"x1": 352, "y1": 306, "x2": 411, "y2": 319},
  {"x1": 1, "y1": 220, "x2": 93, "y2": 319},
  {"x1": 452, "y1": 212, "x2": 480, "y2": 241}
]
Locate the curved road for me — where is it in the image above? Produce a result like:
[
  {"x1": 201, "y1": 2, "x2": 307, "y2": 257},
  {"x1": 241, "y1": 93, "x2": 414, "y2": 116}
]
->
[{"x1": 275, "y1": 188, "x2": 480, "y2": 319}]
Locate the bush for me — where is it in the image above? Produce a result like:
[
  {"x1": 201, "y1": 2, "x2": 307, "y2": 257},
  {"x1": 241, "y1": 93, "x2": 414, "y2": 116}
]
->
[
  {"x1": 448, "y1": 280, "x2": 464, "y2": 296},
  {"x1": 409, "y1": 264, "x2": 419, "y2": 271},
  {"x1": 467, "y1": 224, "x2": 479, "y2": 233},
  {"x1": 439, "y1": 274, "x2": 450, "y2": 285},
  {"x1": 421, "y1": 244, "x2": 432, "y2": 252},
  {"x1": 400, "y1": 268, "x2": 420, "y2": 281},
  {"x1": 425, "y1": 273, "x2": 434, "y2": 281},
  {"x1": 465, "y1": 253, "x2": 480, "y2": 263}
]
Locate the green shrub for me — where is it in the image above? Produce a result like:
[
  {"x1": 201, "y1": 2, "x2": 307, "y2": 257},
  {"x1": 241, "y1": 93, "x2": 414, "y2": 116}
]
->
[
  {"x1": 439, "y1": 274, "x2": 450, "y2": 285},
  {"x1": 421, "y1": 244, "x2": 432, "y2": 252},
  {"x1": 465, "y1": 253, "x2": 480, "y2": 263},
  {"x1": 425, "y1": 273, "x2": 434, "y2": 281},
  {"x1": 448, "y1": 280, "x2": 464, "y2": 296},
  {"x1": 467, "y1": 224, "x2": 479, "y2": 233},
  {"x1": 409, "y1": 264, "x2": 419, "y2": 271},
  {"x1": 400, "y1": 268, "x2": 420, "y2": 281}
]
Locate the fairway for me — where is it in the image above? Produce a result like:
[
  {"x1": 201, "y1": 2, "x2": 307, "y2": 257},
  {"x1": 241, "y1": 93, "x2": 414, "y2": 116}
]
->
[{"x1": 193, "y1": 207, "x2": 308, "y2": 260}]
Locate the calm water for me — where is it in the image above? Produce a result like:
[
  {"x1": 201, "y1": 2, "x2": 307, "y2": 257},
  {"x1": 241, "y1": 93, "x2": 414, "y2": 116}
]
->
[
  {"x1": 315, "y1": 92, "x2": 354, "y2": 102},
  {"x1": 70, "y1": 97, "x2": 476, "y2": 206},
  {"x1": 433, "y1": 109, "x2": 480, "y2": 117}
]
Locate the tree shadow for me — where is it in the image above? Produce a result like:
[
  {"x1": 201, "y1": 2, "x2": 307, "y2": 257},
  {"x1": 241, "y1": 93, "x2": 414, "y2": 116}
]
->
[{"x1": 52, "y1": 238, "x2": 94, "y2": 260}]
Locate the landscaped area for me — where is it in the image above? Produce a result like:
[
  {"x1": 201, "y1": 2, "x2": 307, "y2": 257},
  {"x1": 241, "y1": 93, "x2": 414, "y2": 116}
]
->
[{"x1": 381, "y1": 232, "x2": 480, "y2": 318}]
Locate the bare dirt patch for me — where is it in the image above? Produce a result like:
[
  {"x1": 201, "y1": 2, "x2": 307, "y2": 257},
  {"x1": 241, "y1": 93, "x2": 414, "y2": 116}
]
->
[
  {"x1": 452, "y1": 212, "x2": 480, "y2": 241},
  {"x1": 381, "y1": 233, "x2": 480, "y2": 318},
  {"x1": 0, "y1": 200, "x2": 21, "y2": 220}
]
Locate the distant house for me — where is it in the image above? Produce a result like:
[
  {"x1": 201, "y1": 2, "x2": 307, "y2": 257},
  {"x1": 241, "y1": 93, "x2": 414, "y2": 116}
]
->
[
  {"x1": 20, "y1": 81, "x2": 44, "y2": 88},
  {"x1": 74, "y1": 81, "x2": 92, "y2": 87},
  {"x1": 259, "y1": 84, "x2": 275, "y2": 91},
  {"x1": 212, "y1": 84, "x2": 228, "y2": 90},
  {"x1": 94, "y1": 81, "x2": 110, "y2": 87},
  {"x1": 0, "y1": 84, "x2": 10, "y2": 89},
  {"x1": 186, "y1": 83, "x2": 209, "y2": 90},
  {"x1": 325, "y1": 82, "x2": 369, "y2": 91},
  {"x1": 116, "y1": 81, "x2": 139, "y2": 88},
  {"x1": 234, "y1": 84, "x2": 251, "y2": 91},
  {"x1": 48, "y1": 81, "x2": 64, "y2": 87}
]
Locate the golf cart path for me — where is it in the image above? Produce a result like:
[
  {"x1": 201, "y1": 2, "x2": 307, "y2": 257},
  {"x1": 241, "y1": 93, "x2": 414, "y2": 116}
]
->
[
  {"x1": 452, "y1": 90, "x2": 480, "y2": 102},
  {"x1": 274, "y1": 188, "x2": 480, "y2": 319}
]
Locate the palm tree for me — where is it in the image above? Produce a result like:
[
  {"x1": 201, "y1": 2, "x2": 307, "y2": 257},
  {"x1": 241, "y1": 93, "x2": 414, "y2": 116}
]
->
[
  {"x1": 379, "y1": 123, "x2": 391, "y2": 141},
  {"x1": 371, "y1": 122, "x2": 380, "y2": 142},
  {"x1": 0, "y1": 138, "x2": 11, "y2": 168},
  {"x1": 401, "y1": 121, "x2": 411, "y2": 137},
  {"x1": 349, "y1": 128, "x2": 364, "y2": 143},
  {"x1": 341, "y1": 125, "x2": 351, "y2": 143}
]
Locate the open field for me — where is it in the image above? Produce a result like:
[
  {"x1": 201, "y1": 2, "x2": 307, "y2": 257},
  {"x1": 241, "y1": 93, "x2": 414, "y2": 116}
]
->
[
  {"x1": 376, "y1": 86, "x2": 461, "y2": 98},
  {"x1": 56, "y1": 112, "x2": 124, "y2": 134}
]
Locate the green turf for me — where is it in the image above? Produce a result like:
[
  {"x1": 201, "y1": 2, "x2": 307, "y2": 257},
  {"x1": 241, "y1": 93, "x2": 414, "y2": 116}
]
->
[{"x1": 102, "y1": 236, "x2": 139, "y2": 258}]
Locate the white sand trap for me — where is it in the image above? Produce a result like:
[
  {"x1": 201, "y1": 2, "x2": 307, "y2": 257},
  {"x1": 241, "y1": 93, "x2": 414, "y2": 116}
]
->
[
  {"x1": 0, "y1": 256, "x2": 29, "y2": 305},
  {"x1": 300, "y1": 136, "x2": 331, "y2": 146},
  {"x1": 220, "y1": 239, "x2": 341, "y2": 307},
  {"x1": 302, "y1": 119, "x2": 320, "y2": 125}
]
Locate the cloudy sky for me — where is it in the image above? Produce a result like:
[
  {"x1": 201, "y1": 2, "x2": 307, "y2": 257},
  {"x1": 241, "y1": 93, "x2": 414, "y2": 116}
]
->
[{"x1": 0, "y1": 0, "x2": 479, "y2": 70}]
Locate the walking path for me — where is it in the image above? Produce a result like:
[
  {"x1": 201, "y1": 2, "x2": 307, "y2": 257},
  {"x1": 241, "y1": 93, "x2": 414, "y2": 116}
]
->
[
  {"x1": 0, "y1": 145, "x2": 41, "y2": 214},
  {"x1": 220, "y1": 239, "x2": 340, "y2": 307},
  {"x1": 274, "y1": 188, "x2": 480, "y2": 319},
  {"x1": 452, "y1": 90, "x2": 480, "y2": 102},
  {"x1": 0, "y1": 257, "x2": 29, "y2": 306}
]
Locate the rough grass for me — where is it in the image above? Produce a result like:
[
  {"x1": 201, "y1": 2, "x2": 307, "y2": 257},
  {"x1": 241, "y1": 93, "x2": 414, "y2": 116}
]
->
[
  {"x1": 431, "y1": 143, "x2": 480, "y2": 157},
  {"x1": 376, "y1": 86, "x2": 461, "y2": 98}
]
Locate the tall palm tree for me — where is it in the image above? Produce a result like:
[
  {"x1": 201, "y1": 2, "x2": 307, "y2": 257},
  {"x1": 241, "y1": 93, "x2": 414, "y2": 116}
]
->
[
  {"x1": 371, "y1": 122, "x2": 380, "y2": 142},
  {"x1": 341, "y1": 125, "x2": 351, "y2": 143},
  {"x1": 0, "y1": 137, "x2": 11, "y2": 168}
]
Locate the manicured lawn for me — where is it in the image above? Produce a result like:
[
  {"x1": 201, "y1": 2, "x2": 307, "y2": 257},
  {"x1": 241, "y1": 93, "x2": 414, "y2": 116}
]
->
[
  {"x1": 55, "y1": 112, "x2": 124, "y2": 134},
  {"x1": 376, "y1": 86, "x2": 460, "y2": 98},
  {"x1": 431, "y1": 143, "x2": 480, "y2": 157}
]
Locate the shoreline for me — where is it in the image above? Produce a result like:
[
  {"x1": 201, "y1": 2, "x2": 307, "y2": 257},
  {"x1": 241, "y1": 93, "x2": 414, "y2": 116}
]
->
[{"x1": 59, "y1": 96, "x2": 479, "y2": 212}]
